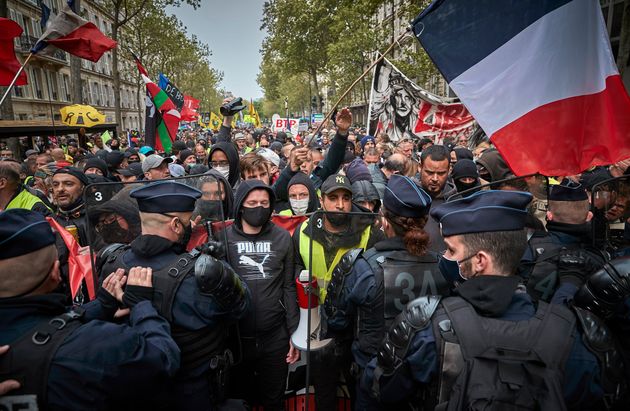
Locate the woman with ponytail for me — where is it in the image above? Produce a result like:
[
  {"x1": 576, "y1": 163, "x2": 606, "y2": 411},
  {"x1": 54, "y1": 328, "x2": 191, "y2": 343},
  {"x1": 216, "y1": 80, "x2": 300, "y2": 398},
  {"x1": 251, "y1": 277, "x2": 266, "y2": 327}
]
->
[{"x1": 323, "y1": 174, "x2": 451, "y2": 411}]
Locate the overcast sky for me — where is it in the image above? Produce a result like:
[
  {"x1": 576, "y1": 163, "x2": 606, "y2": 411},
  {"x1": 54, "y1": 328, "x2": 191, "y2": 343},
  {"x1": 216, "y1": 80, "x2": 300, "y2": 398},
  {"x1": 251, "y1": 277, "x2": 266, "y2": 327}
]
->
[{"x1": 165, "y1": 1, "x2": 266, "y2": 99}]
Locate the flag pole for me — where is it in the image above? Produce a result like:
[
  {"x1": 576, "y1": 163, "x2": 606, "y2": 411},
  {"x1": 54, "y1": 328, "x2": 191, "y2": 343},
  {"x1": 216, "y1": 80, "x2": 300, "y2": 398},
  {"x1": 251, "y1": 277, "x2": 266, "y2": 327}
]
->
[
  {"x1": 307, "y1": 27, "x2": 413, "y2": 144},
  {"x1": 0, "y1": 53, "x2": 34, "y2": 108}
]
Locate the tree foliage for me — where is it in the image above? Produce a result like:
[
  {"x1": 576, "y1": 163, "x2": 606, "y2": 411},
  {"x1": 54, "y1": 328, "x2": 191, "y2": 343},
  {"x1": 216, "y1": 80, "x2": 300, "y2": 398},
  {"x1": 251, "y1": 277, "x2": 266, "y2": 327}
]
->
[
  {"x1": 118, "y1": 1, "x2": 223, "y2": 120},
  {"x1": 258, "y1": 0, "x2": 439, "y2": 116}
]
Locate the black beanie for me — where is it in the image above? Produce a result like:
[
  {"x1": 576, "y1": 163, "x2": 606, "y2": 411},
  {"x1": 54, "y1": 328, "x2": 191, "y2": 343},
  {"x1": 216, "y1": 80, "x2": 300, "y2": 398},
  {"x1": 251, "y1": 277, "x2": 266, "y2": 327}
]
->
[
  {"x1": 84, "y1": 157, "x2": 108, "y2": 176},
  {"x1": 451, "y1": 159, "x2": 479, "y2": 180}
]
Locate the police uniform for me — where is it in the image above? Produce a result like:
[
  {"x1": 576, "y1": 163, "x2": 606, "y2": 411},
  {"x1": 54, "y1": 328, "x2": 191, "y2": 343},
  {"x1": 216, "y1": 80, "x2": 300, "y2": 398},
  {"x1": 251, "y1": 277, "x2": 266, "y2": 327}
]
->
[
  {"x1": 98, "y1": 181, "x2": 251, "y2": 411},
  {"x1": 362, "y1": 191, "x2": 625, "y2": 410},
  {"x1": 519, "y1": 180, "x2": 606, "y2": 304},
  {"x1": 0, "y1": 209, "x2": 180, "y2": 411},
  {"x1": 324, "y1": 175, "x2": 450, "y2": 410}
]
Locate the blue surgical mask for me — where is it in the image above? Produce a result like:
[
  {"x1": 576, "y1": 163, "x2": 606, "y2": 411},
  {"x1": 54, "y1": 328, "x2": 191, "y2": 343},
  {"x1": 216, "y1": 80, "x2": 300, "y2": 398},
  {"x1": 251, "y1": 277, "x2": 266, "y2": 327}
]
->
[
  {"x1": 439, "y1": 253, "x2": 476, "y2": 284},
  {"x1": 439, "y1": 255, "x2": 465, "y2": 284}
]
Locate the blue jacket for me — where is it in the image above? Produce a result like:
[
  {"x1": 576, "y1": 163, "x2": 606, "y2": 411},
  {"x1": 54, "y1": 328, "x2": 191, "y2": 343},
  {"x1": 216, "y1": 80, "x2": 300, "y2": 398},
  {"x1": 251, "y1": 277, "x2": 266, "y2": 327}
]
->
[{"x1": 1, "y1": 294, "x2": 180, "y2": 411}]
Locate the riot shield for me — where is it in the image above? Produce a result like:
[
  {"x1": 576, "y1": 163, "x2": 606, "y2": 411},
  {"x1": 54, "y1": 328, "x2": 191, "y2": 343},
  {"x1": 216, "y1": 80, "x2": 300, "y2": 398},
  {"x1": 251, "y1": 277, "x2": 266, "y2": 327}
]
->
[
  {"x1": 84, "y1": 173, "x2": 230, "y2": 258},
  {"x1": 447, "y1": 174, "x2": 549, "y2": 229},
  {"x1": 591, "y1": 175, "x2": 630, "y2": 253}
]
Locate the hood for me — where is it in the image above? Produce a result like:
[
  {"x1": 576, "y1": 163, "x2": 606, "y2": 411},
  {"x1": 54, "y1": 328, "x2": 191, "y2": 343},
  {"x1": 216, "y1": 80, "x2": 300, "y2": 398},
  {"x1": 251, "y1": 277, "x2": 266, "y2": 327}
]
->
[
  {"x1": 351, "y1": 180, "x2": 381, "y2": 212},
  {"x1": 233, "y1": 179, "x2": 276, "y2": 222},
  {"x1": 476, "y1": 148, "x2": 513, "y2": 182},
  {"x1": 209, "y1": 141, "x2": 240, "y2": 188},
  {"x1": 200, "y1": 169, "x2": 235, "y2": 219},
  {"x1": 287, "y1": 172, "x2": 318, "y2": 214}
]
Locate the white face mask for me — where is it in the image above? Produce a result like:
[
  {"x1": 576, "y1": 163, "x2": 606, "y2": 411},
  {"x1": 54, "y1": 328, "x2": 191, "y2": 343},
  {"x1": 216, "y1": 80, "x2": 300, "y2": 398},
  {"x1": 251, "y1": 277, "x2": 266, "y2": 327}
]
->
[
  {"x1": 290, "y1": 198, "x2": 309, "y2": 215},
  {"x1": 215, "y1": 165, "x2": 230, "y2": 179}
]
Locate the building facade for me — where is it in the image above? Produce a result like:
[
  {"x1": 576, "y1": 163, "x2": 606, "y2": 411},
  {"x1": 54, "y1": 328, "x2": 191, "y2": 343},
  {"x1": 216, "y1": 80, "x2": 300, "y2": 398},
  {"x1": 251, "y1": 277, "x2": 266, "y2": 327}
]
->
[{"x1": 6, "y1": 0, "x2": 141, "y2": 132}]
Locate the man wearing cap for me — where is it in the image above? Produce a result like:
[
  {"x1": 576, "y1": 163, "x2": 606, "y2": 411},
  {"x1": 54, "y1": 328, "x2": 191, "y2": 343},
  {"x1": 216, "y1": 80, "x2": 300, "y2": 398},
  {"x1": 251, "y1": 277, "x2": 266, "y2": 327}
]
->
[
  {"x1": 52, "y1": 167, "x2": 90, "y2": 246},
  {"x1": 117, "y1": 162, "x2": 143, "y2": 183},
  {"x1": 0, "y1": 161, "x2": 51, "y2": 215},
  {"x1": 293, "y1": 173, "x2": 384, "y2": 410},
  {"x1": 142, "y1": 154, "x2": 172, "y2": 180},
  {"x1": 519, "y1": 179, "x2": 606, "y2": 304},
  {"x1": 0, "y1": 209, "x2": 180, "y2": 410},
  {"x1": 98, "y1": 180, "x2": 250, "y2": 410},
  {"x1": 364, "y1": 190, "x2": 618, "y2": 409},
  {"x1": 324, "y1": 175, "x2": 450, "y2": 410}
]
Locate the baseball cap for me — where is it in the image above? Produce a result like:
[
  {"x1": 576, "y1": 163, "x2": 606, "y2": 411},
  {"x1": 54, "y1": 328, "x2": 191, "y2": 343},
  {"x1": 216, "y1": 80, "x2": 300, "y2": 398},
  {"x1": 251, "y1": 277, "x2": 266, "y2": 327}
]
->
[
  {"x1": 141, "y1": 154, "x2": 173, "y2": 173},
  {"x1": 321, "y1": 174, "x2": 352, "y2": 195}
]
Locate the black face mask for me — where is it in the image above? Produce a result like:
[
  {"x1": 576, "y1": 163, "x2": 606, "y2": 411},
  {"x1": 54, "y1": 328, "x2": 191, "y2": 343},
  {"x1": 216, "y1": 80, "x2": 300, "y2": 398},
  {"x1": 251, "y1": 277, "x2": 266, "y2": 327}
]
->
[
  {"x1": 99, "y1": 219, "x2": 135, "y2": 244},
  {"x1": 241, "y1": 206, "x2": 272, "y2": 227},
  {"x1": 455, "y1": 179, "x2": 480, "y2": 196},
  {"x1": 326, "y1": 211, "x2": 350, "y2": 227},
  {"x1": 173, "y1": 222, "x2": 192, "y2": 254},
  {"x1": 195, "y1": 200, "x2": 224, "y2": 222}
]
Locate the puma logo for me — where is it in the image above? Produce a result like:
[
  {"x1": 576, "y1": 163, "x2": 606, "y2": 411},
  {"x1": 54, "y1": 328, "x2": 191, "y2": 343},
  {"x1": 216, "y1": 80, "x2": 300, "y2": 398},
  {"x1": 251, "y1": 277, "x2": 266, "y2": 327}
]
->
[{"x1": 239, "y1": 254, "x2": 270, "y2": 278}]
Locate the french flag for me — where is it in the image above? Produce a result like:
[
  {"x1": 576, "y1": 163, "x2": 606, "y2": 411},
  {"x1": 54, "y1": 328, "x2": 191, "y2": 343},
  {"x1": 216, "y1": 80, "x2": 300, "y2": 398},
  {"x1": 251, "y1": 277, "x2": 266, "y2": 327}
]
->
[
  {"x1": 413, "y1": 0, "x2": 630, "y2": 176},
  {"x1": 32, "y1": 0, "x2": 116, "y2": 63}
]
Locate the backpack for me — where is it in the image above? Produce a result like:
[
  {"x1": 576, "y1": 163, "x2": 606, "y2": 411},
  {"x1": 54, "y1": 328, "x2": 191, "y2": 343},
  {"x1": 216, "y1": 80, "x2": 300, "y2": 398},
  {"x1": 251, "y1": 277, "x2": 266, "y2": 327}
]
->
[{"x1": 432, "y1": 297, "x2": 576, "y2": 411}]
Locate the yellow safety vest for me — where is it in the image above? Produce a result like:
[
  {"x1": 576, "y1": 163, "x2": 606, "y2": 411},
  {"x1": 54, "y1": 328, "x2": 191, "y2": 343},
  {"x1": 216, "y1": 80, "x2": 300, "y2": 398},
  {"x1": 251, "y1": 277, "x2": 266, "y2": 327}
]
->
[
  {"x1": 278, "y1": 208, "x2": 293, "y2": 216},
  {"x1": 5, "y1": 187, "x2": 50, "y2": 212},
  {"x1": 299, "y1": 220, "x2": 371, "y2": 302}
]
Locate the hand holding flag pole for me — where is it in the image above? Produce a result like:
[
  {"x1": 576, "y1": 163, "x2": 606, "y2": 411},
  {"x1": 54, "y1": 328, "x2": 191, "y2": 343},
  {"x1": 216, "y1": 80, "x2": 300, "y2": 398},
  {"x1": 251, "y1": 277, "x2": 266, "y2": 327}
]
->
[{"x1": 305, "y1": 26, "x2": 413, "y2": 145}]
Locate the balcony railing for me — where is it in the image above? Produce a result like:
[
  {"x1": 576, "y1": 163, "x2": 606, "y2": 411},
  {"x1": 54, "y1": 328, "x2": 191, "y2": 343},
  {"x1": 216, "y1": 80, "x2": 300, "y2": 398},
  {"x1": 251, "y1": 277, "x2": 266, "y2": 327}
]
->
[{"x1": 19, "y1": 35, "x2": 67, "y2": 62}]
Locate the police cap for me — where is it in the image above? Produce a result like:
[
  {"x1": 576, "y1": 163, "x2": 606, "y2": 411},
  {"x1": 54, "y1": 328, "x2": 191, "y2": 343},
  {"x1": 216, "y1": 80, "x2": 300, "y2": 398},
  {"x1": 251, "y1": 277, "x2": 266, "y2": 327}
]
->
[
  {"x1": 383, "y1": 174, "x2": 431, "y2": 218},
  {"x1": 0, "y1": 209, "x2": 55, "y2": 260},
  {"x1": 130, "y1": 181, "x2": 202, "y2": 213},
  {"x1": 430, "y1": 190, "x2": 532, "y2": 236},
  {"x1": 549, "y1": 178, "x2": 588, "y2": 201}
]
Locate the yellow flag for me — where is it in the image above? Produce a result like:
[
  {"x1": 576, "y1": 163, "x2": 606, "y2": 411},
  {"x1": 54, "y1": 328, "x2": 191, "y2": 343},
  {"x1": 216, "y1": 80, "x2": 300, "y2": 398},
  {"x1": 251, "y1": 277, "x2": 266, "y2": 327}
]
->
[
  {"x1": 210, "y1": 112, "x2": 221, "y2": 131},
  {"x1": 248, "y1": 99, "x2": 262, "y2": 128}
]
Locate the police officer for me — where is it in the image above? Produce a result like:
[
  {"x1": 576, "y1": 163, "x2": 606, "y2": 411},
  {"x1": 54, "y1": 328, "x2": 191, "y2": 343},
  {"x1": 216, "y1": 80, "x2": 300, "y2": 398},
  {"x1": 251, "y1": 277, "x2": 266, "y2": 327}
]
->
[
  {"x1": 0, "y1": 209, "x2": 180, "y2": 410},
  {"x1": 520, "y1": 179, "x2": 606, "y2": 303},
  {"x1": 364, "y1": 190, "x2": 624, "y2": 410},
  {"x1": 98, "y1": 180, "x2": 251, "y2": 411},
  {"x1": 324, "y1": 174, "x2": 450, "y2": 410}
]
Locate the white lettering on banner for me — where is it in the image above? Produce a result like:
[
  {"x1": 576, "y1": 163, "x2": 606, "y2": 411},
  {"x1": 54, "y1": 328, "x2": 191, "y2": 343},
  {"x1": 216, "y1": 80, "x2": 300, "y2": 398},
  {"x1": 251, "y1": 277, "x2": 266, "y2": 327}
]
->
[{"x1": 271, "y1": 114, "x2": 300, "y2": 135}]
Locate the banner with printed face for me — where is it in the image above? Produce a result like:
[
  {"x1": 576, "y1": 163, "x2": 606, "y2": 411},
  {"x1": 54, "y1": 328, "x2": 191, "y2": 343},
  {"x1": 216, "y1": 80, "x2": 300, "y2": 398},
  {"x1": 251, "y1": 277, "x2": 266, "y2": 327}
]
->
[{"x1": 367, "y1": 58, "x2": 476, "y2": 143}]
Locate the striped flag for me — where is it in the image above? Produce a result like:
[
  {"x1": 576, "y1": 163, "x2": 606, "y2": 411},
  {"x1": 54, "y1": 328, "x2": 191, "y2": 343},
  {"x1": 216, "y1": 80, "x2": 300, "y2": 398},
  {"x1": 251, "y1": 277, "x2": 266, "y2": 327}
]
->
[
  {"x1": 413, "y1": 0, "x2": 630, "y2": 176},
  {"x1": 32, "y1": 1, "x2": 116, "y2": 62},
  {"x1": 142, "y1": 74, "x2": 180, "y2": 154},
  {"x1": 0, "y1": 18, "x2": 27, "y2": 86}
]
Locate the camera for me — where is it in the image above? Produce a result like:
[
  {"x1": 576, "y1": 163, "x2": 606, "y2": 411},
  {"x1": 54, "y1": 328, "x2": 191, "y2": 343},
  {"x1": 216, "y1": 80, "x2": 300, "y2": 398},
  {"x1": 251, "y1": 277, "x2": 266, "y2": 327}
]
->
[{"x1": 220, "y1": 97, "x2": 246, "y2": 117}]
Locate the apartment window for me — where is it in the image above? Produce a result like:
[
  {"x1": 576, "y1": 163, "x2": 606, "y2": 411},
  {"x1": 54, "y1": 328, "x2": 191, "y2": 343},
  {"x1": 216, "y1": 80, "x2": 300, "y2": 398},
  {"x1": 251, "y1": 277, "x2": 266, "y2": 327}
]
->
[
  {"x1": 91, "y1": 82, "x2": 101, "y2": 105},
  {"x1": 82, "y1": 80, "x2": 90, "y2": 104},
  {"x1": 46, "y1": 70, "x2": 59, "y2": 101},
  {"x1": 61, "y1": 74, "x2": 71, "y2": 101},
  {"x1": 31, "y1": 68, "x2": 43, "y2": 99}
]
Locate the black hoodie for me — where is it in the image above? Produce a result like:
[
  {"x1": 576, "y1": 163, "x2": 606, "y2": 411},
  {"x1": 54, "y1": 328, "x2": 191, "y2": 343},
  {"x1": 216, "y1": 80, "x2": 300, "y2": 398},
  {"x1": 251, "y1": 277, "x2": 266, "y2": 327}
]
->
[
  {"x1": 209, "y1": 141, "x2": 240, "y2": 189},
  {"x1": 282, "y1": 172, "x2": 319, "y2": 215},
  {"x1": 224, "y1": 179, "x2": 299, "y2": 348}
]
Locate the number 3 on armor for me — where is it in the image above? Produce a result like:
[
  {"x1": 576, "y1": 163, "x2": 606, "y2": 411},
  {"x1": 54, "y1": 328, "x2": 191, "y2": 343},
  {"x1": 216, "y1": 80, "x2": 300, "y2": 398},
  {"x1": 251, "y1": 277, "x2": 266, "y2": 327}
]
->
[
  {"x1": 94, "y1": 192, "x2": 103, "y2": 201},
  {"x1": 394, "y1": 272, "x2": 416, "y2": 312}
]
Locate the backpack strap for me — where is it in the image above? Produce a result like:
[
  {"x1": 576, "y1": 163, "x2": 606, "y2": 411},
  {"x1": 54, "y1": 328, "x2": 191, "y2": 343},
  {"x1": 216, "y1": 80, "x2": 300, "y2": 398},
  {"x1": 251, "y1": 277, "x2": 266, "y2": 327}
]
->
[
  {"x1": 0, "y1": 309, "x2": 84, "y2": 408},
  {"x1": 152, "y1": 250, "x2": 200, "y2": 322},
  {"x1": 323, "y1": 248, "x2": 363, "y2": 318}
]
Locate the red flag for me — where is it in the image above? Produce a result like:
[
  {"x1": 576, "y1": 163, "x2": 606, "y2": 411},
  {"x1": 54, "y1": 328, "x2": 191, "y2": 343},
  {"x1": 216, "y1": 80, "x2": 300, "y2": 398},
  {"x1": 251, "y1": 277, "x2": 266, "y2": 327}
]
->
[
  {"x1": 180, "y1": 95, "x2": 200, "y2": 121},
  {"x1": 46, "y1": 217, "x2": 95, "y2": 301},
  {"x1": 31, "y1": 2, "x2": 116, "y2": 63},
  {"x1": 0, "y1": 18, "x2": 27, "y2": 86}
]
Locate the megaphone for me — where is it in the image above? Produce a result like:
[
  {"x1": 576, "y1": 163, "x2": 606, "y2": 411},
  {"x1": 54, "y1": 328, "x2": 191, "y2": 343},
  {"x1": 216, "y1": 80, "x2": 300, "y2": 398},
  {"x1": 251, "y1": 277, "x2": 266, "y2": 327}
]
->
[{"x1": 291, "y1": 270, "x2": 333, "y2": 351}]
